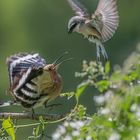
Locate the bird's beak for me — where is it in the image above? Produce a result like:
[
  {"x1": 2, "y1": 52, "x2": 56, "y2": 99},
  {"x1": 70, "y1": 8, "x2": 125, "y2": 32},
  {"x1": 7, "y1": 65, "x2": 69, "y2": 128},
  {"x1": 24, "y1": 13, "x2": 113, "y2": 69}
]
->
[
  {"x1": 68, "y1": 28, "x2": 73, "y2": 34},
  {"x1": 43, "y1": 65, "x2": 48, "y2": 71},
  {"x1": 54, "y1": 64, "x2": 59, "y2": 70}
]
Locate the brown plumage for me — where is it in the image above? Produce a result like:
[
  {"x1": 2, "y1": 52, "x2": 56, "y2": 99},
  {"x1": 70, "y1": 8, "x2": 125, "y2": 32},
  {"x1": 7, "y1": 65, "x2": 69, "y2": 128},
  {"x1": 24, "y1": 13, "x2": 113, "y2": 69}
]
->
[{"x1": 6, "y1": 53, "x2": 62, "y2": 109}]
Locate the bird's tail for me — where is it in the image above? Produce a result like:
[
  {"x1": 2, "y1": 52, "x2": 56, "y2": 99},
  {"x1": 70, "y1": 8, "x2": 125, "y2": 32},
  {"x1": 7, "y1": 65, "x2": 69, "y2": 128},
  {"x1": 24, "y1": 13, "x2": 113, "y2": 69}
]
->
[
  {"x1": 0, "y1": 100, "x2": 20, "y2": 107},
  {"x1": 96, "y1": 41, "x2": 108, "y2": 61}
]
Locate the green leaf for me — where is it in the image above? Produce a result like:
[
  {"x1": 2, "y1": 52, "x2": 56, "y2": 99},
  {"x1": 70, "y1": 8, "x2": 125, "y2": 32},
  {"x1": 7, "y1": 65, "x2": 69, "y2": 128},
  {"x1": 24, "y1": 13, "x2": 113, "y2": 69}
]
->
[
  {"x1": 60, "y1": 92, "x2": 75, "y2": 100},
  {"x1": 110, "y1": 71, "x2": 124, "y2": 82},
  {"x1": 0, "y1": 129, "x2": 2, "y2": 137},
  {"x1": 105, "y1": 61, "x2": 110, "y2": 75},
  {"x1": 124, "y1": 71, "x2": 138, "y2": 82},
  {"x1": 33, "y1": 125, "x2": 40, "y2": 137},
  {"x1": 77, "y1": 105, "x2": 86, "y2": 119},
  {"x1": 39, "y1": 116, "x2": 45, "y2": 130},
  {"x1": 96, "y1": 80, "x2": 110, "y2": 92},
  {"x1": 2, "y1": 116, "x2": 15, "y2": 140},
  {"x1": 76, "y1": 82, "x2": 88, "y2": 101}
]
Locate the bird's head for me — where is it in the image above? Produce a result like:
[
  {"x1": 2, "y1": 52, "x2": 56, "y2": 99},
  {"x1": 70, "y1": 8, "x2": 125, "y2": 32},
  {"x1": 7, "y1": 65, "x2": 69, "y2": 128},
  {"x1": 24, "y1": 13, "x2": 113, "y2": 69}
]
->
[
  {"x1": 43, "y1": 52, "x2": 72, "y2": 83},
  {"x1": 43, "y1": 64, "x2": 60, "y2": 84},
  {"x1": 44, "y1": 64, "x2": 56, "y2": 72},
  {"x1": 44, "y1": 52, "x2": 73, "y2": 72},
  {"x1": 68, "y1": 16, "x2": 84, "y2": 33}
]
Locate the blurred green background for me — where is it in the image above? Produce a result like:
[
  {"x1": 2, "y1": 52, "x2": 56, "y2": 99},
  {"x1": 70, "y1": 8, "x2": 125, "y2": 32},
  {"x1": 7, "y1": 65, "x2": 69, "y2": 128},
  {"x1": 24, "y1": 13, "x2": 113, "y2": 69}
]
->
[{"x1": 0, "y1": 0, "x2": 140, "y2": 139}]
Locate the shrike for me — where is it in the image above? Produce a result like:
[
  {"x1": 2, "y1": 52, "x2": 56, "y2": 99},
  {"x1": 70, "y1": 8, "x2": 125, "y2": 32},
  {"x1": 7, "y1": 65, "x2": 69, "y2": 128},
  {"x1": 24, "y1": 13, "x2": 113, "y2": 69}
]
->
[{"x1": 67, "y1": 0, "x2": 119, "y2": 60}]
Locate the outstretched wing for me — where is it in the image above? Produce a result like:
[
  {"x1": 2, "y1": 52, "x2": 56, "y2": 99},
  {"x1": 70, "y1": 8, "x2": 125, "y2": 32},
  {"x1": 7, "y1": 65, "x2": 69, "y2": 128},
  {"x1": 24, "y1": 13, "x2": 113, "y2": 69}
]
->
[
  {"x1": 67, "y1": 0, "x2": 89, "y2": 17},
  {"x1": 6, "y1": 53, "x2": 46, "y2": 91},
  {"x1": 92, "y1": 0, "x2": 119, "y2": 42}
]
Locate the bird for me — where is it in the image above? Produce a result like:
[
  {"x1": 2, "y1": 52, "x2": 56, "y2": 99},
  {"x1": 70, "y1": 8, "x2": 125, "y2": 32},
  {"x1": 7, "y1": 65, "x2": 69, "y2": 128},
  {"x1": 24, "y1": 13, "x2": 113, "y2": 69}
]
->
[
  {"x1": 67, "y1": 0, "x2": 119, "y2": 61},
  {"x1": 6, "y1": 53, "x2": 63, "y2": 110}
]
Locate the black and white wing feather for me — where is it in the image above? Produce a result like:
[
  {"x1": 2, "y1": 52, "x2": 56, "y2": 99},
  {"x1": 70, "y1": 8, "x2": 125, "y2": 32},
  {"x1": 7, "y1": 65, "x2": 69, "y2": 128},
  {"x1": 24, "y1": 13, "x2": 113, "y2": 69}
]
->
[
  {"x1": 92, "y1": 0, "x2": 119, "y2": 42},
  {"x1": 67, "y1": 0, "x2": 89, "y2": 17},
  {"x1": 7, "y1": 53, "x2": 46, "y2": 91}
]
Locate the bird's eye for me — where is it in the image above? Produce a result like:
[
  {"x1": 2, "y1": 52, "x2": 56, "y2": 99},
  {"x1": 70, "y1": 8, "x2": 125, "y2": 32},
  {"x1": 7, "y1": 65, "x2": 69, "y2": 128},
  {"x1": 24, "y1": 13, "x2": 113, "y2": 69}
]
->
[
  {"x1": 48, "y1": 68, "x2": 51, "y2": 71},
  {"x1": 71, "y1": 22, "x2": 78, "y2": 29},
  {"x1": 68, "y1": 23, "x2": 78, "y2": 33}
]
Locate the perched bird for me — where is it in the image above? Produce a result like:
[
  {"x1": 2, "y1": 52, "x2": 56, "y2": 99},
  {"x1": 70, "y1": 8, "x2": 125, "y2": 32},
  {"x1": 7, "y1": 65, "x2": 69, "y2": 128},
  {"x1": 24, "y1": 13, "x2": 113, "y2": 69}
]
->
[
  {"x1": 67, "y1": 0, "x2": 119, "y2": 60},
  {"x1": 6, "y1": 53, "x2": 63, "y2": 110}
]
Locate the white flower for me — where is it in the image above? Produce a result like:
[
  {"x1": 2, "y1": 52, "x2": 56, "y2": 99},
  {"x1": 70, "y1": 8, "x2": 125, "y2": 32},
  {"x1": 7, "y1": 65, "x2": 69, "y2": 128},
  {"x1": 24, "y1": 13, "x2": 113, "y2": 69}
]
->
[
  {"x1": 130, "y1": 103, "x2": 137, "y2": 112},
  {"x1": 130, "y1": 82, "x2": 133, "y2": 86},
  {"x1": 94, "y1": 95, "x2": 105, "y2": 105},
  {"x1": 70, "y1": 122, "x2": 77, "y2": 129},
  {"x1": 52, "y1": 132, "x2": 61, "y2": 140},
  {"x1": 76, "y1": 120, "x2": 85, "y2": 128},
  {"x1": 69, "y1": 120, "x2": 85, "y2": 129},
  {"x1": 105, "y1": 91, "x2": 113, "y2": 101},
  {"x1": 137, "y1": 133, "x2": 140, "y2": 140},
  {"x1": 86, "y1": 136, "x2": 92, "y2": 140},
  {"x1": 58, "y1": 126, "x2": 66, "y2": 134},
  {"x1": 64, "y1": 121, "x2": 69, "y2": 127},
  {"x1": 110, "y1": 84, "x2": 118, "y2": 89},
  {"x1": 72, "y1": 130, "x2": 80, "y2": 137},
  {"x1": 135, "y1": 108, "x2": 140, "y2": 118},
  {"x1": 64, "y1": 135, "x2": 72, "y2": 140},
  {"x1": 109, "y1": 132, "x2": 120, "y2": 140},
  {"x1": 99, "y1": 108, "x2": 110, "y2": 115},
  {"x1": 108, "y1": 117, "x2": 113, "y2": 121}
]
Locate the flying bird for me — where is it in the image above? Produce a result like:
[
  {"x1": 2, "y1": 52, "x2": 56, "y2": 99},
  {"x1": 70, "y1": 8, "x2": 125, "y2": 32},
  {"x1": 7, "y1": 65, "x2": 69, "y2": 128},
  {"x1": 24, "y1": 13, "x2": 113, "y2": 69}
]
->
[
  {"x1": 67, "y1": 0, "x2": 119, "y2": 60},
  {"x1": 6, "y1": 53, "x2": 63, "y2": 110}
]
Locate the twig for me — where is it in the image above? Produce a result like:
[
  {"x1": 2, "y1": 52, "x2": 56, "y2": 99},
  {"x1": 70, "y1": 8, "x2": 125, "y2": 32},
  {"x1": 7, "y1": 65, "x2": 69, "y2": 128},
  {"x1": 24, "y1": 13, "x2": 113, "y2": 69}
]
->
[{"x1": 0, "y1": 112, "x2": 66, "y2": 121}]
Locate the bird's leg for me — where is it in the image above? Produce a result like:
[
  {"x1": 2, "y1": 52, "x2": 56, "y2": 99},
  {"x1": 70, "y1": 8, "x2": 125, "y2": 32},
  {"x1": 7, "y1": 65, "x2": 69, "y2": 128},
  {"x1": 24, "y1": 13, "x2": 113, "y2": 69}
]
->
[
  {"x1": 96, "y1": 44, "x2": 101, "y2": 61},
  {"x1": 89, "y1": 37, "x2": 108, "y2": 61},
  {"x1": 88, "y1": 36, "x2": 101, "y2": 61},
  {"x1": 22, "y1": 108, "x2": 36, "y2": 119},
  {"x1": 31, "y1": 108, "x2": 36, "y2": 119},
  {"x1": 99, "y1": 44, "x2": 108, "y2": 61}
]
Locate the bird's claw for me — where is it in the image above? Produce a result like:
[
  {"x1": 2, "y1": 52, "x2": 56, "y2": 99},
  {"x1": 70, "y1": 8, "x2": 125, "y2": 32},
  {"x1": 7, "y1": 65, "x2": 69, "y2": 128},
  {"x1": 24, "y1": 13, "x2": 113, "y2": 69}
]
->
[
  {"x1": 100, "y1": 47, "x2": 108, "y2": 61},
  {"x1": 96, "y1": 44, "x2": 108, "y2": 62}
]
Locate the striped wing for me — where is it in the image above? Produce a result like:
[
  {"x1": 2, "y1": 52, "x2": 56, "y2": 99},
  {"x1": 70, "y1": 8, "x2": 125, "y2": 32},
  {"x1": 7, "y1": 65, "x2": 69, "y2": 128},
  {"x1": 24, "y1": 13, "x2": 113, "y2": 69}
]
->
[
  {"x1": 67, "y1": 0, "x2": 89, "y2": 17},
  {"x1": 92, "y1": 0, "x2": 119, "y2": 42},
  {"x1": 6, "y1": 53, "x2": 46, "y2": 91}
]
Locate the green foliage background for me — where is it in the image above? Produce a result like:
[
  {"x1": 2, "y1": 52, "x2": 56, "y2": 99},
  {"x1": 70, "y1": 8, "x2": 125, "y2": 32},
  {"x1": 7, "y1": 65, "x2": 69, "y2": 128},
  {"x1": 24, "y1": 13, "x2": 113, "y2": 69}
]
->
[
  {"x1": 52, "y1": 46, "x2": 140, "y2": 140},
  {"x1": 0, "y1": 0, "x2": 140, "y2": 139}
]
